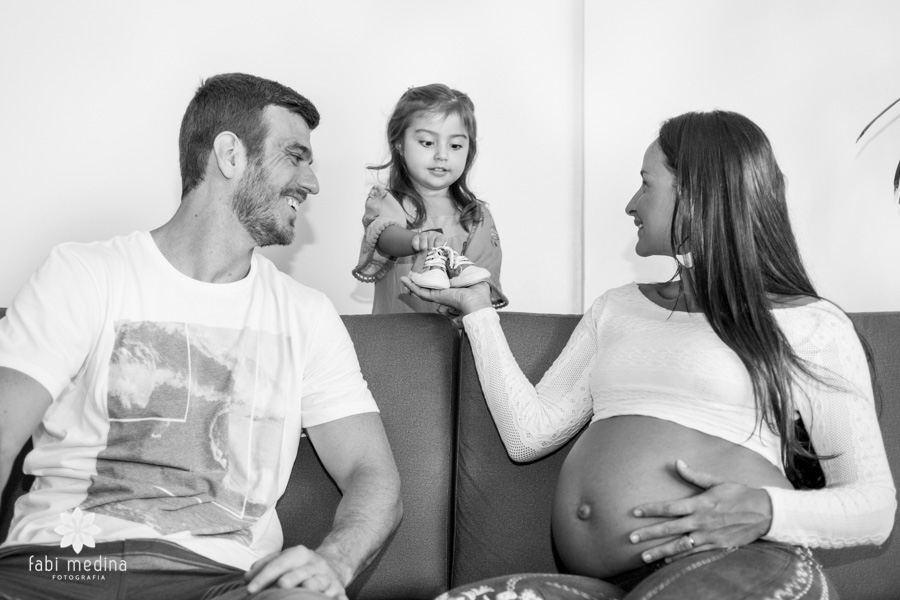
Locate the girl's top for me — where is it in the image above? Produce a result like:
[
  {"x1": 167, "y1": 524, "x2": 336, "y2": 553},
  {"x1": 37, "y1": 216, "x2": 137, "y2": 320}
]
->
[
  {"x1": 352, "y1": 185, "x2": 508, "y2": 314},
  {"x1": 461, "y1": 282, "x2": 896, "y2": 548}
]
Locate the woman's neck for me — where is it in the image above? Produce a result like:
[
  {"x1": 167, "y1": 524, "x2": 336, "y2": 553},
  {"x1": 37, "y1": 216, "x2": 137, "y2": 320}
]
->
[{"x1": 653, "y1": 278, "x2": 701, "y2": 313}]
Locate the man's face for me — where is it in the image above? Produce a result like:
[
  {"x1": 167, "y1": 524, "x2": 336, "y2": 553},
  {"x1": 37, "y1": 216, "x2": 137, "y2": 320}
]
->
[{"x1": 231, "y1": 105, "x2": 319, "y2": 247}]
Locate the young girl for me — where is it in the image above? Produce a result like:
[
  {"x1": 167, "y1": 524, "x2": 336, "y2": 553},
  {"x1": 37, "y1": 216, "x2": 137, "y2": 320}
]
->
[{"x1": 352, "y1": 84, "x2": 507, "y2": 314}]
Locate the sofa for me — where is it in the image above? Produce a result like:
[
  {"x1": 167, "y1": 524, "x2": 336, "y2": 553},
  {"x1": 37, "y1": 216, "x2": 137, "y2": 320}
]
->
[{"x1": 1, "y1": 307, "x2": 898, "y2": 599}]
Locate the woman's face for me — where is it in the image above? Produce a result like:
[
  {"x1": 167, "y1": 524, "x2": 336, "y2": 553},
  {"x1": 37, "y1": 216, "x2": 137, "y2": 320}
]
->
[{"x1": 625, "y1": 140, "x2": 676, "y2": 258}]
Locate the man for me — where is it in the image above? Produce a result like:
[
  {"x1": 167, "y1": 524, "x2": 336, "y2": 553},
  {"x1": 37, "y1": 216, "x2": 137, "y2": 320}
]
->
[{"x1": 0, "y1": 73, "x2": 402, "y2": 600}]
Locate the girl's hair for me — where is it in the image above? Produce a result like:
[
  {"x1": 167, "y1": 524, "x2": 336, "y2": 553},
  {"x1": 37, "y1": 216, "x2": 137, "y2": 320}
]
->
[
  {"x1": 657, "y1": 110, "x2": 866, "y2": 485},
  {"x1": 370, "y1": 84, "x2": 483, "y2": 231}
]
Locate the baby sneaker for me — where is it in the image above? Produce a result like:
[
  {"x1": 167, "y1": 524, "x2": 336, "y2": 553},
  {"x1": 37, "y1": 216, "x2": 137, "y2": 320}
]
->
[
  {"x1": 409, "y1": 246, "x2": 451, "y2": 290},
  {"x1": 446, "y1": 248, "x2": 491, "y2": 288}
]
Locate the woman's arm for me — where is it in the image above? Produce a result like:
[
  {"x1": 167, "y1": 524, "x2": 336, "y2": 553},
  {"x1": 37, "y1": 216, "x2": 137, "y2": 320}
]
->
[
  {"x1": 628, "y1": 303, "x2": 897, "y2": 563},
  {"x1": 763, "y1": 306, "x2": 896, "y2": 547},
  {"x1": 402, "y1": 279, "x2": 602, "y2": 462}
]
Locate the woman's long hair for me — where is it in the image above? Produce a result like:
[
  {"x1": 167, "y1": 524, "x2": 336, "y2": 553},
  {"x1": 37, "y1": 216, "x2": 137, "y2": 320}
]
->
[
  {"x1": 658, "y1": 111, "x2": 830, "y2": 484},
  {"x1": 369, "y1": 84, "x2": 483, "y2": 231}
]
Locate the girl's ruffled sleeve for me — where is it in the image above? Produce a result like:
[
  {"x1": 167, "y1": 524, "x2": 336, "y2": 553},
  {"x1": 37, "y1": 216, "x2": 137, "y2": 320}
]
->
[{"x1": 352, "y1": 186, "x2": 410, "y2": 283}]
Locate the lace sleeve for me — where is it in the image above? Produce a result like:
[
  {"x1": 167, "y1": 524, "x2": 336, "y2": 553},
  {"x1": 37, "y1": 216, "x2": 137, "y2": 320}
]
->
[
  {"x1": 763, "y1": 304, "x2": 897, "y2": 547},
  {"x1": 461, "y1": 298, "x2": 604, "y2": 462}
]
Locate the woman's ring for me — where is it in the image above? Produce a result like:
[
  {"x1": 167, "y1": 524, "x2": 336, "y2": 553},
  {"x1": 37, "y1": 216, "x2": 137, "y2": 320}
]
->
[{"x1": 686, "y1": 534, "x2": 695, "y2": 549}]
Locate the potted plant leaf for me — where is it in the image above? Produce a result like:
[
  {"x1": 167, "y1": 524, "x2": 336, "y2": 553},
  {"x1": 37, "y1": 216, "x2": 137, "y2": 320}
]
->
[{"x1": 857, "y1": 97, "x2": 900, "y2": 204}]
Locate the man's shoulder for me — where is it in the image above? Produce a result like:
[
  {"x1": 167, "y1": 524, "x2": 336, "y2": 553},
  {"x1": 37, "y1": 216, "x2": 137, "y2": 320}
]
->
[
  {"x1": 51, "y1": 231, "x2": 146, "y2": 261},
  {"x1": 252, "y1": 253, "x2": 331, "y2": 307},
  {"x1": 40, "y1": 231, "x2": 147, "y2": 281}
]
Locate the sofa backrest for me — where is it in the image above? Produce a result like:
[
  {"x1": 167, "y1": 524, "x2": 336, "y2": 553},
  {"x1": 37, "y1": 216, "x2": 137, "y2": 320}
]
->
[
  {"x1": 281, "y1": 313, "x2": 459, "y2": 600},
  {"x1": 453, "y1": 311, "x2": 900, "y2": 600},
  {"x1": 812, "y1": 313, "x2": 900, "y2": 600},
  {"x1": 452, "y1": 312, "x2": 582, "y2": 586}
]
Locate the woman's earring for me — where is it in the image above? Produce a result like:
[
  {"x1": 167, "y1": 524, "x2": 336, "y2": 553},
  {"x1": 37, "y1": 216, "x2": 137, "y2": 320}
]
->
[{"x1": 676, "y1": 251, "x2": 694, "y2": 269}]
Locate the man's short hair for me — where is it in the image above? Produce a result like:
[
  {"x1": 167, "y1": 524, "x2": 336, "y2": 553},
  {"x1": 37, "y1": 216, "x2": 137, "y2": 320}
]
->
[{"x1": 179, "y1": 73, "x2": 320, "y2": 197}]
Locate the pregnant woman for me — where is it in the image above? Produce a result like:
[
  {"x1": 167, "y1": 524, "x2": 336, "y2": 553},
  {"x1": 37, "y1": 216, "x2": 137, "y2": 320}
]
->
[{"x1": 403, "y1": 110, "x2": 896, "y2": 599}]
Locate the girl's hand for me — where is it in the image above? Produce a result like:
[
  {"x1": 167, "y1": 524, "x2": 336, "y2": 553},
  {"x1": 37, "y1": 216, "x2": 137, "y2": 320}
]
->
[
  {"x1": 627, "y1": 459, "x2": 773, "y2": 564},
  {"x1": 401, "y1": 277, "x2": 492, "y2": 316},
  {"x1": 411, "y1": 231, "x2": 446, "y2": 252}
]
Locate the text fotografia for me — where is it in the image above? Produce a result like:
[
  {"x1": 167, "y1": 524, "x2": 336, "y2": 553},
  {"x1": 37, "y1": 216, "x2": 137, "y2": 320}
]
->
[{"x1": 29, "y1": 554, "x2": 127, "y2": 580}]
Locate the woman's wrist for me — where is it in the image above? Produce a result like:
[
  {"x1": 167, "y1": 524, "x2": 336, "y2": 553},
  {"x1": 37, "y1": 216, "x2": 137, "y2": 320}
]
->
[
  {"x1": 461, "y1": 304, "x2": 496, "y2": 328},
  {"x1": 460, "y1": 297, "x2": 493, "y2": 315}
]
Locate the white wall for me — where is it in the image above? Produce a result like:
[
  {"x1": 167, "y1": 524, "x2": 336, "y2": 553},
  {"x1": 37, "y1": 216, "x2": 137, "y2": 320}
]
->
[
  {"x1": 3, "y1": 2, "x2": 899, "y2": 316},
  {"x1": 0, "y1": 0, "x2": 584, "y2": 314},
  {"x1": 585, "y1": 0, "x2": 900, "y2": 312}
]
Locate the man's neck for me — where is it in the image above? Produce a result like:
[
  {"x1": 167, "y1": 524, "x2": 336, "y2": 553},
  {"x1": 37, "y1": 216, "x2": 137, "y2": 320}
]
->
[{"x1": 151, "y1": 192, "x2": 257, "y2": 284}]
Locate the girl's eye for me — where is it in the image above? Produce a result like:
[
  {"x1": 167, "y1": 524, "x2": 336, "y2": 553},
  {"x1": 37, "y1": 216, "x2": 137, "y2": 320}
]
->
[
  {"x1": 419, "y1": 140, "x2": 434, "y2": 148},
  {"x1": 451, "y1": 144, "x2": 464, "y2": 151}
]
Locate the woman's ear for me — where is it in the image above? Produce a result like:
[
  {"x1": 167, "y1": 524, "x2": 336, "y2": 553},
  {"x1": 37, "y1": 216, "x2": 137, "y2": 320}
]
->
[{"x1": 212, "y1": 131, "x2": 246, "y2": 180}]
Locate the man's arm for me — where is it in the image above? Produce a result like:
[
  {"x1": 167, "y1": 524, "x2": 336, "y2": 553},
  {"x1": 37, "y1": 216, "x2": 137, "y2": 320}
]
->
[
  {"x1": 245, "y1": 412, "x2": 402, "y2": 598},
  {"x1": 0, "y1": 367, "x2": 51, "y2": 511}
]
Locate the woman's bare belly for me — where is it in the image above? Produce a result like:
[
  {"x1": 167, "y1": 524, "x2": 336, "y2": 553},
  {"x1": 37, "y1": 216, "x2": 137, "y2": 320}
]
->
[{"x1": 551, "y1": 415, "x2": 793, "y2": 579}]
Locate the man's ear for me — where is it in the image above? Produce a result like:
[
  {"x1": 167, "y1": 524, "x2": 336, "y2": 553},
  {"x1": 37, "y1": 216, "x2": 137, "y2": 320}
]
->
[{"x1": 212, "y1": 131, "x2": 246, "y2": 180}]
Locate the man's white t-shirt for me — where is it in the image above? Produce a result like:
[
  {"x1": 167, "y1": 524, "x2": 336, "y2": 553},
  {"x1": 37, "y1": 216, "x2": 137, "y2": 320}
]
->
[{"x1": 0, "y1": 231, "x2": 379, "y2": 569}]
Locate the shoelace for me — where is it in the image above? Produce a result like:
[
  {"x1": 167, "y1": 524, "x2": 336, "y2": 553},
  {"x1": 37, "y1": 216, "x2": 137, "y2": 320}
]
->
[
  {"x1": 423, "y1": 247, "x2": 449, "y2": 269},
  {"x1": 445, "y1": 248, "x2": 473, "y2": 270}
]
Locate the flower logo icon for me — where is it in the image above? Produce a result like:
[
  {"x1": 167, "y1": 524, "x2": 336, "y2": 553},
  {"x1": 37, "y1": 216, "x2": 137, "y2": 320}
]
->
[{"x1": 53, "y1": 508, "x2": 101, "y2": 554}]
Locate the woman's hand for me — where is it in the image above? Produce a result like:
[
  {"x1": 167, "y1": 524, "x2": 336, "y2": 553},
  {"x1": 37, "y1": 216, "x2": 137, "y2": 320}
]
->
[
  {"x1": 628, "y1": 459, "x2": 773, "y2": 564},
  {"x1": 401, "y1": 277, "x2": 492, "y2": 316}
]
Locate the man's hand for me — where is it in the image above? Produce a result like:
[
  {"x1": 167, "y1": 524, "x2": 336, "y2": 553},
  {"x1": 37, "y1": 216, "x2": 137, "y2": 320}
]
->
[
  {"x1": 245, "y1": 545, "x2": 349, "y2": 599},
  {"x1": 628, "y1": 459, "x2": 773, "y2": 564}
]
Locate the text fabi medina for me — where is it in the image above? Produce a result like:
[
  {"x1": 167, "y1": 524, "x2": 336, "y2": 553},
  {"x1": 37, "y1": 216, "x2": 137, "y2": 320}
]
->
[{"x1": 29, "y1": 554, "x2": 127, "y2": 573}]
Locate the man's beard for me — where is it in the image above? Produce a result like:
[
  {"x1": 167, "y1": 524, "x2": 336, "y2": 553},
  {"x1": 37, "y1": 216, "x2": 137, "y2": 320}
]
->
[{"x1": 231, "y1": 159, "x2": 296, "y2": 247}]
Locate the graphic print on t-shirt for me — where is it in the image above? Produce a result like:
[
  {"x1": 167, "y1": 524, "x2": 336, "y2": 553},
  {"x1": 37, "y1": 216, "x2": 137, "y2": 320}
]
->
[{"x1": 81, "y1": 320, "x2": 290, "y2": 544}]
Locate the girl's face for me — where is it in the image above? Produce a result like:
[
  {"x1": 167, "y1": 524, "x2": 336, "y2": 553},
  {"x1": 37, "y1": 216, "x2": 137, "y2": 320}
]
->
[
  {"x1": 624, "y1": 140, "x2": 677, "y2": 258},
  {"x1": 400, "y1": 111, "x2": 469, "y2": 194}
]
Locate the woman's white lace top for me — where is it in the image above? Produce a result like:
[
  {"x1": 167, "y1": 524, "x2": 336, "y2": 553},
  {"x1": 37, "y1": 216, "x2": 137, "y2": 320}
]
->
[{"x1": 462, "y1": 283, "x2": 896, "y2": 547}]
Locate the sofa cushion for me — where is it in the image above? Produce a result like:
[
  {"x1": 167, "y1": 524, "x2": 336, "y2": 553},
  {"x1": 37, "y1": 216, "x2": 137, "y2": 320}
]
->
[
  {"x1": 279, "y1": 313, "x2": 458, "y2": 600},
  {"x1": 813, "y1": 313, "x2": 900, "y2": 600},
  {"x1": 452, "y1": 312, "x2": 583, "y2": 588}
]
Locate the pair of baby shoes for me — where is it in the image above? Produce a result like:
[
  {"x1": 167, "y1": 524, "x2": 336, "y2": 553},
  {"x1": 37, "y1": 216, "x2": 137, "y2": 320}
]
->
[{"x1": 409, "y1": 246, "x2": 491, "y2": 290}]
